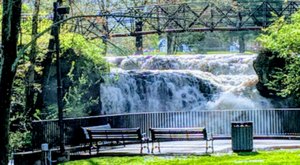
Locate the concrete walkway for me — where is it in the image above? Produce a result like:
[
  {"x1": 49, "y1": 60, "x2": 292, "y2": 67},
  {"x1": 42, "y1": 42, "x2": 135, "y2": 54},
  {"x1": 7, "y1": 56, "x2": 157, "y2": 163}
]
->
[{"x1": 87, "y1": 139, "x2": 300, "y2": 156}]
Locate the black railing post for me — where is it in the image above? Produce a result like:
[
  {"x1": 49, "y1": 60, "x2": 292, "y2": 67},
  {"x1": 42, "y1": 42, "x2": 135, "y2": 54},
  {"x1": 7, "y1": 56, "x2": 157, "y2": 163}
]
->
[{"x1": 53, "y1": 0, "x2": 70, "y2": 155}]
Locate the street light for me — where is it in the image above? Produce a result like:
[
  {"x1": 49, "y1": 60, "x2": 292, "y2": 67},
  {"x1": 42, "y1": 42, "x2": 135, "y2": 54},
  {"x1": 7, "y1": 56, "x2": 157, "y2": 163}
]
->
[{"x1": 53, "y1": 1, "x2": 70, "y2": 155}]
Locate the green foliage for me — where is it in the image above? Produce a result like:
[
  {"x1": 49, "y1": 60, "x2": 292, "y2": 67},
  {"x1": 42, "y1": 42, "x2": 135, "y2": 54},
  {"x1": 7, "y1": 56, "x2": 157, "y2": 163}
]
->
[
  {"x1": 9, "y1": 131, "x2": 31, "y2": 151},
  {"x1": 7, "y1": 7, "x2": 54, "y2": 150},
  {"x1": 9, "y1": 110, "x2": 32, "y2": 151},
  {"x1": 257, "y1": 11, "x2": 300, "y2": 100},
  {"x1": 59, "y1": 32, "x2": 110, "y2": 118},
  {"x1": 7, "y1": 1, "x2": 110, "y2": 152},
  {"x1": 63, "y1": 71, "x2": 102, "y2": 117},
  {"x1": 60, "y1": 33, "x2": 106, "y2": 66},
  {"x1": 61, "y1": 149, "x2": 300, "y2": 165},
  {"x1": 174, "y1": 32, "x2": 205, "y2": 53},
  {"x1": 109, "y1": 37, "x2": 136, "y2": 56}
]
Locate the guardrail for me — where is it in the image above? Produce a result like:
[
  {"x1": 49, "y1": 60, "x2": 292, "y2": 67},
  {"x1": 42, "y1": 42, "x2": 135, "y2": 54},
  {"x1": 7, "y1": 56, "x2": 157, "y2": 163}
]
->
[{"x1": 31, "y1": 109, "x2": 300, "y2": 150}]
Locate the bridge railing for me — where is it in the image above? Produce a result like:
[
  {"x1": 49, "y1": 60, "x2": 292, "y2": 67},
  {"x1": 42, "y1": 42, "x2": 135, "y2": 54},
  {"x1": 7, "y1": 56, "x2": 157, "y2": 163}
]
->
[{"x1": 31, "y1": 109, "x2": 300, "y2": 150}]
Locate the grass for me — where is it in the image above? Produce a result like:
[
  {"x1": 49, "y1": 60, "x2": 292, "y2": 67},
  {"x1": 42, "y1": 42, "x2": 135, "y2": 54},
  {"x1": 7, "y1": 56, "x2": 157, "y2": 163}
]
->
[{"x1": 61, "y1": 149, "x2": 300, "y2": 165}]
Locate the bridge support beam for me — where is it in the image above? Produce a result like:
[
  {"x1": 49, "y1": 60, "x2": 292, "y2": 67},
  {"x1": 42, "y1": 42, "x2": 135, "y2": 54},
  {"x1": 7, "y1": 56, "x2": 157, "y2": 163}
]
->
[
  {"x1": 239, "y1": 33, "x2": 245, "y2": 53},
  {"x1": 167, "y1": 33, "x2": 175, "y2": 55},
  {"x1": 135, "y1": 20, "x2": 143, "y2": 55}
]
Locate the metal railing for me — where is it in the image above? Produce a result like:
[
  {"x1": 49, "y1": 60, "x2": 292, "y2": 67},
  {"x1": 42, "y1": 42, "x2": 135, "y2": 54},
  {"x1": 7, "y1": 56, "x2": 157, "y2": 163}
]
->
[{"x1": 31, "y1": 109, "x2": 300, "y2": 149}]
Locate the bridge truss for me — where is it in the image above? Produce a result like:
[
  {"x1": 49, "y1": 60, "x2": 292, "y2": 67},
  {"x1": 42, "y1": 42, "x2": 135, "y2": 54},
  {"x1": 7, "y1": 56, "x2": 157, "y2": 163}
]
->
[{"x1": 69, "y1": 1, "x2": 299, "y2": 38}]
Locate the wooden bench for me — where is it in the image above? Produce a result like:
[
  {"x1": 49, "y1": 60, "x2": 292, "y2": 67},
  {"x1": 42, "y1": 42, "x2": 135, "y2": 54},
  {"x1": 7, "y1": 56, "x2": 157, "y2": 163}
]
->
[
  {"x1": 87, "y1": 127, "x2": 149, "y2": 154},
  {"x1": 81, "y1": 123, "x2": 112, "y2": 149},
  {"x1": 149, "y1": 127, "x2": 214, "y2": 153}
]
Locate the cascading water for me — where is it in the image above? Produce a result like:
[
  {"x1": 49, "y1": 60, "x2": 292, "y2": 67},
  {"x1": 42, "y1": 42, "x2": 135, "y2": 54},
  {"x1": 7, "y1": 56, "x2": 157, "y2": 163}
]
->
[{"x1": 100, "y1": 54, "x2": 272, "y2": 115}]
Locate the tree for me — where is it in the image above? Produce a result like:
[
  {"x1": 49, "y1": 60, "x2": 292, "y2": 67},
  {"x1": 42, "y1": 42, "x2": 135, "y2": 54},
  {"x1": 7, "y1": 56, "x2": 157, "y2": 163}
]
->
[
  {"x1": 257, "y1": 11, "x2": 300, "y2": 103},
  {"x1": 25, "y1": 0, "x2": 40, "y2": 119},
  {"x1": 0, "y1": 0, "x2": 22, "y2": 164}
]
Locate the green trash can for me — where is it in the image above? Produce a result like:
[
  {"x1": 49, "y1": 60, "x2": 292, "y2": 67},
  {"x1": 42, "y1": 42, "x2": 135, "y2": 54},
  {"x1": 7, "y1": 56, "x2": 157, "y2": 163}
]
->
[{"x1": 231, "y1": 121, "x2": 253, "y2": 152}]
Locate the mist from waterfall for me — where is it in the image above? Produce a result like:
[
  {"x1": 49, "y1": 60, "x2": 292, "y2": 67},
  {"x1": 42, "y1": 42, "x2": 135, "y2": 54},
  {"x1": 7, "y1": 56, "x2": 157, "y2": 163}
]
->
[{"x1": 101, "y1": 54, "x2": 272, "y2": 114}]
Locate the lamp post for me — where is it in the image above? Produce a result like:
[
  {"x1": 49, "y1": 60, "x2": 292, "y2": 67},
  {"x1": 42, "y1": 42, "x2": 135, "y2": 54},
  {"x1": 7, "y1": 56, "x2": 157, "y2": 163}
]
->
[{"x1": 53, "y1": 1, "x2": 69, "y2": 155}]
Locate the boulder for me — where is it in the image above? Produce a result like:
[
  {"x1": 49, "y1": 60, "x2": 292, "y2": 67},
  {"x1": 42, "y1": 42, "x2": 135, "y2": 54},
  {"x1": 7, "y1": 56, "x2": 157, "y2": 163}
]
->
[
  {"x1": 253, "y1": 49, "x2": 300, "y2": 107},
  {"x1": 253, "y1": 49, "x2": 285, "y2": 98}
]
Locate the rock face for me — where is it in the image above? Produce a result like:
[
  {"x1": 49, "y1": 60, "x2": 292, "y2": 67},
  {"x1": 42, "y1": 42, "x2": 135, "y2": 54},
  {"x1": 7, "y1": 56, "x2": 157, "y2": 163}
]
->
[
  {"x1": 43, "y1": 49, "x2": 108, "y2": 117},
  {"x1": 253, "y1": 49, "x2": 285, "y2": 98}
]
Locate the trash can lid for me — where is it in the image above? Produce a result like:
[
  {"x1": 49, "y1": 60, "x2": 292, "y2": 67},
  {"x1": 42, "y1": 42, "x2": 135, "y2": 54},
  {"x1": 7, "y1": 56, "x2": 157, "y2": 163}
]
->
[
  {"x1": 231, "y1": 121, "x2": 253, "y2": 127},
  {"x1": 231, "y1": 121, "x2": 253, "y2": 124}
]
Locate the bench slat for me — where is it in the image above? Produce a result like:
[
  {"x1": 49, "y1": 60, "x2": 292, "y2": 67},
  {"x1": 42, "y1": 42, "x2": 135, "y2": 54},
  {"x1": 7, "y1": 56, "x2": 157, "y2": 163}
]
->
[
  {"x1": 152, "y1": 131, "x2": 205, "y2": 134},
  {"x1": 88, "y1": 131, "x2": 140, "y2": 134}
]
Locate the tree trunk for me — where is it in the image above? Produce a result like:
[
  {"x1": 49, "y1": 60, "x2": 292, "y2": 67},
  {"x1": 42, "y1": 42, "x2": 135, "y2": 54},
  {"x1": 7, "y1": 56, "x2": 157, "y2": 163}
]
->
[
  {"x1": 25, "y1": 0, "x2": 40, "y2": 118},
  {"x1": 0, "y1": 0, "x2": 22, "y2": 164},
  {"x1": 35, "y1": 0, "x2": 64, "y2": 117}
]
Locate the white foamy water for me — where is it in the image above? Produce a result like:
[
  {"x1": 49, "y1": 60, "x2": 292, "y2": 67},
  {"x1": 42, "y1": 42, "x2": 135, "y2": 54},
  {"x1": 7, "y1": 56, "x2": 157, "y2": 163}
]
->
[{"x1": 101, "y1": 54, "x2": 272, "y2": 114}]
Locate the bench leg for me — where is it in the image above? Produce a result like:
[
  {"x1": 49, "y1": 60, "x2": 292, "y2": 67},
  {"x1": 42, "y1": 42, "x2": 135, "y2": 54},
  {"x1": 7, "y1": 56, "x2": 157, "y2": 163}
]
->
[
  {"x1": 151, "y1": 141, "x2": 161, "y2": 153},
  {"x1": 140, "y1": 141, "x2": 143, "y2": 154},
  {"x1": 147, "y1": 140, "x2": 150, "y2": 153},
  {"x1": 211, "y1": 139, "x2": 214, "y2": 153},
  {"x1": 151, "y1": 141, "x2": 154, "y2": 153},
  {"x1": 140, "y1": 140, "x2": 150, "y2": 154},
  {"x1": 158, "y1": 141, "x2": 161, "y2": 153},
  {"x1": 206, "y1": 140, "x2": 214, "y2": 153},
  {"x1": 83, "y1": 142, "x2": 88, "y2": 153},
  {"x1": 97, "y1": 142, "x2": 100, "y2": 154},
  {"x1": 89, "y1": 141, "x2": 92, "y2": 155}
]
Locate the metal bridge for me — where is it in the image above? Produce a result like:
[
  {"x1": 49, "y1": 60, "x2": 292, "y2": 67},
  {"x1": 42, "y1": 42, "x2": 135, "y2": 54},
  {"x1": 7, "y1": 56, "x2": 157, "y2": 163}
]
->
[
  {"x1": 66, "y1": 1, "x2": 299, "y2": 53},
  {"x1": 70, "y1": 1, "x2": 299, "y2": 37}
]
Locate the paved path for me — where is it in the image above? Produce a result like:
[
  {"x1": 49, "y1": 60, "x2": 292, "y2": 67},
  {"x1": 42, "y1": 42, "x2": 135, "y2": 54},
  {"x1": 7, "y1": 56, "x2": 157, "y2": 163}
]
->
[{"x1": 87, "y1": 139, "x2": 300, "y2": 156}]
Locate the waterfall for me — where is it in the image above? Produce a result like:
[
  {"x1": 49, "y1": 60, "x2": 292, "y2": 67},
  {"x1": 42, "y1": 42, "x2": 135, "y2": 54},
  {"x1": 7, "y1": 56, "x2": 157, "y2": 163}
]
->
[{"x1": 101, "y1": 54, "x2": 272, "y2": 114}]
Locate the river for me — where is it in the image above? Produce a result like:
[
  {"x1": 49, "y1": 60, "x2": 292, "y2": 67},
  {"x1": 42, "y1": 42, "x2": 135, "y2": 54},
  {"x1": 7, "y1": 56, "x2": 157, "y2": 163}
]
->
[{"x1": 100, "y1": 54, "x2": 272, "y2": 114}]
